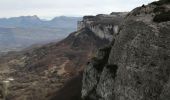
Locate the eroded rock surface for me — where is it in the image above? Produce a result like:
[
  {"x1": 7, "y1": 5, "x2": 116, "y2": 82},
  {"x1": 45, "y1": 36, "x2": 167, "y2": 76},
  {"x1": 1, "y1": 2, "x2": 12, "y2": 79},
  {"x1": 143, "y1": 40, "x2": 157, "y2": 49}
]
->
[{"x1": 82, "y1": 2, "x2": 170, "y2": 100}]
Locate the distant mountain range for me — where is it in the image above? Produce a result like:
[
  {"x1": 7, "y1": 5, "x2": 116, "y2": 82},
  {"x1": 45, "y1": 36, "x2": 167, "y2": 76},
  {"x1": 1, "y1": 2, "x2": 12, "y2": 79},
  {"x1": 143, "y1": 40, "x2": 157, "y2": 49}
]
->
[
  {"x1": 0, "y1": 16, "x2": 82, "y2": 54},
  {"x1": 0, "y1": 15, "x2": 82, "y2": 29}
]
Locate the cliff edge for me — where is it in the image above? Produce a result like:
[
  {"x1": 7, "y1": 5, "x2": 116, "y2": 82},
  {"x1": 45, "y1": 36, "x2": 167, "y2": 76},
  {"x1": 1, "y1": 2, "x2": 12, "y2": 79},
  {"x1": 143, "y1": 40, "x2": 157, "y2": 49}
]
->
[
  {"x1": 82, "y1": 1, "x2": 170, "y2": 100},
  {"x1": 77, "y1": 13, "x2": 127, "y2": 41}
]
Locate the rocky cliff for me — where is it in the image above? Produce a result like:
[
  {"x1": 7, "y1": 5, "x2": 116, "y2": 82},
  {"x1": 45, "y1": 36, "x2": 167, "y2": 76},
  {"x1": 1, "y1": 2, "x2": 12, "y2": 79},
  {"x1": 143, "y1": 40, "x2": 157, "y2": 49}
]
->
[
  {"x1": 77, "y1": 13, "x2": 126, "y2": 41},
  {"x1": 0, "y1": 13, "x2": 124, "y2": 100},
  {"x1": 48, "y1": 13, "x2": 126, "y2": 100},
  {"x1": 82, "y1": 1, "x2": 170, "y2": 100}
]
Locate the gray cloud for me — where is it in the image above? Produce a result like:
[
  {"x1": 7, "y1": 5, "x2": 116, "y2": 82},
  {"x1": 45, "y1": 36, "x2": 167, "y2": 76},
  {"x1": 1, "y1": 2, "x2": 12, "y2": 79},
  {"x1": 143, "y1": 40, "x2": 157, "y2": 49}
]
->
[{"x1": 0, "y1": 0, "x2": 155, "y2": 19}]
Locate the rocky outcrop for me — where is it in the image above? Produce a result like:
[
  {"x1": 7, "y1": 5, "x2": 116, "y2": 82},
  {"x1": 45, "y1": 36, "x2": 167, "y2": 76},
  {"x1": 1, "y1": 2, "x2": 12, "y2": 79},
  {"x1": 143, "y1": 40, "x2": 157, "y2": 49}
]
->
[
  {"x1": 82, "y1": 1, "x2": 170, "y2": 100},
  {"x1": 46, "y1": 13, "x2": 126, "y2": 100},
  {"x1": 77, "y1": 13, "x2": 126, "y2": 41}
]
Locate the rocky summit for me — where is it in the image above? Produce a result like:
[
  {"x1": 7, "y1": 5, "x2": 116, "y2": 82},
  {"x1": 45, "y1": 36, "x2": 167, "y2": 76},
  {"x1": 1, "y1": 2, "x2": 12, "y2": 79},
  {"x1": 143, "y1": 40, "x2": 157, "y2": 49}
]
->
[{"x1": 82, "y1": 1, "x2": 170, "y2": 100}]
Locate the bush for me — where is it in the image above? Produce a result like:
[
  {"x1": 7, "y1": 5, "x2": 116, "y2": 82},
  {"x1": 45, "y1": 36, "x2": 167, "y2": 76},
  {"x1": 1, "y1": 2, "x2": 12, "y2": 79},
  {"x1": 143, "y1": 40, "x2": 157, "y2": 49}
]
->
[
  {"x1": 91, "y1": 46, "x2": 112, "y2": 71},
  {"x1": 153, "y1": 6, "x2": 166, "y2": 13},
  {"x1": 160, "y1": 0, "x2": 170, "y2": 3},
  {"x1": 151, "y1": 0, "x2": 170, "y2": 6},
  {"x1": 153, "y1": 11, "x2": 170, "y2": 22},
  {"x1": 151, "y1": 1, "x2": 160, "y2": 5}
]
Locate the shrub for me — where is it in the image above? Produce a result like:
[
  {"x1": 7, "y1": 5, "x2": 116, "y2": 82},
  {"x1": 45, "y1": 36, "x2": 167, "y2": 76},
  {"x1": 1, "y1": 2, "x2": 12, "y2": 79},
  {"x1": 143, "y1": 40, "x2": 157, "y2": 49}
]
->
[
  {"x1": 151, "y1": 1, "x2": 160, "y2": 6},
  {"x1": 91, "y1": 46, "x2": 112, "y2": 71},
  {"x1": 106, "y1": 64, "x2": 118, "y2": 77},
  {"x1": 160, "y1": 0, "x2": 170, "y2": 3},
  {"x1": 153, "y1": 6, "x2": 166, "y2": 13},
  {"x1": 151, "y1": 0, "x2": 170, "y2": 6},
  {"x1": 153, "y1": 11, "x2": 170, "y2": 22}
]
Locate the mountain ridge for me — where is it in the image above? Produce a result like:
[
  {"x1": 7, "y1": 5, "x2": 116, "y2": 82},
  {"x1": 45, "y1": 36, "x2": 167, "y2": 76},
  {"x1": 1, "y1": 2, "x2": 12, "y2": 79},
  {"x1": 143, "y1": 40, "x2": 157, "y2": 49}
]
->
[
  {"x1": 0, "y1": 16, "x2": 82, "y2": 54},
  {"x1": 0, "y1": 16, "x2": 82, "y2": 28}
]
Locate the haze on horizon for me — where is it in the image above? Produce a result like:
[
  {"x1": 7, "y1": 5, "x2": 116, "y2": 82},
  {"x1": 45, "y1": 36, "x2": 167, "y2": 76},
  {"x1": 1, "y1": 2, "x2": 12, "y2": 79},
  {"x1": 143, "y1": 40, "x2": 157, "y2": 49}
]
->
[{"x1": 0, "y1": 0, "x2": 156, "y2": 19}]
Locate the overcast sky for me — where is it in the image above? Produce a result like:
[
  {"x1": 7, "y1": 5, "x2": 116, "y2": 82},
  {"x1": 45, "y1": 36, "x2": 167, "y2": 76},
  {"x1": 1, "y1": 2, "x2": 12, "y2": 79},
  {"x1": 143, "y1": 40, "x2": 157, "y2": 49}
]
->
[{"x1": 0, "y1": 0, "x2": 156, "y2": 19}]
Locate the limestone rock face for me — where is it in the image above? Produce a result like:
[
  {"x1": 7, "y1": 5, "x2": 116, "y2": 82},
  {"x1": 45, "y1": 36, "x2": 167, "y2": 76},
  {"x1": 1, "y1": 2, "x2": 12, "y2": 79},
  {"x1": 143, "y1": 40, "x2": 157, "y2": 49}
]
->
[
  {"x1": 82, "y1": 2, "x2": 170, "y2": 100},
  {"x1": 77, "y1": 13, "x2": 126, "y2": 41}
]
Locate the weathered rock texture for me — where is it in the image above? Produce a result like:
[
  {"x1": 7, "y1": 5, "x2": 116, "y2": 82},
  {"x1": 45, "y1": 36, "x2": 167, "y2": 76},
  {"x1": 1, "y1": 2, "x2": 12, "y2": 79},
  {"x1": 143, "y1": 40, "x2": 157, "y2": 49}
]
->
[
  {"x1": 82, "y1": 2, "x2": 170, "y2": 100},
  {"x1": 77, "y1": 13, "x2": 127, "y2": 41}
]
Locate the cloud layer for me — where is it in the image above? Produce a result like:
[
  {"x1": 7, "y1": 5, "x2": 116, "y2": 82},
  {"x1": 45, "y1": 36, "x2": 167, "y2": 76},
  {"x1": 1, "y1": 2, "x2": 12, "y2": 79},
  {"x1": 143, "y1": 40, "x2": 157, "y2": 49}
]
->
[{"x1": 0, "y1": 0, "x2": 155, "y2": 19}]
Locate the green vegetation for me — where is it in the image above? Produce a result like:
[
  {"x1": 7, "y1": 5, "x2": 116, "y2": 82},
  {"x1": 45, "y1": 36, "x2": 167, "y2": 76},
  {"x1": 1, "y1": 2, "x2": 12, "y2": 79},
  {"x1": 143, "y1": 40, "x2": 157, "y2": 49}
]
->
[
  {"x1": 92, "y1": 46, "x2": 112, "y2": 71},
  {"x1": 153, "y1": 6, "x2": 166, "y2": 13},
  {"x1": 106, "y1": 64, "x2": 118, "y2": 77},
  {"x1": 153, "y1": 11, "x2": 170, "y2": 22},
  {"x1": 151, "y1": 0, "x2": 170, "y2": 6}
]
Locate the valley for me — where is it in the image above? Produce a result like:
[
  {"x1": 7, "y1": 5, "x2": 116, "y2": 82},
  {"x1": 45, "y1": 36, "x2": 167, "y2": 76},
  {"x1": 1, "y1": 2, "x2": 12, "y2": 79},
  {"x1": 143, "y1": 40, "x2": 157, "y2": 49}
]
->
[{"x1": 0, "y1": 13, "x2": 125, "y2": 100}]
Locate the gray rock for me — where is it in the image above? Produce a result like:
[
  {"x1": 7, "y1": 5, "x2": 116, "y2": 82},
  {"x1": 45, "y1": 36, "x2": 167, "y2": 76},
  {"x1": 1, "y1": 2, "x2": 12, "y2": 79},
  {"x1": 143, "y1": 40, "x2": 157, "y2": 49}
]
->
[
  {"x1": 82, "y1": 46, "x2": 112, "y2": 100},
  {"x1": 82, "y1": 2, "x2": 170, "y2": 100},
  {"x1": 77, "y1": 13, "x2": 126, "y2": 41}
]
